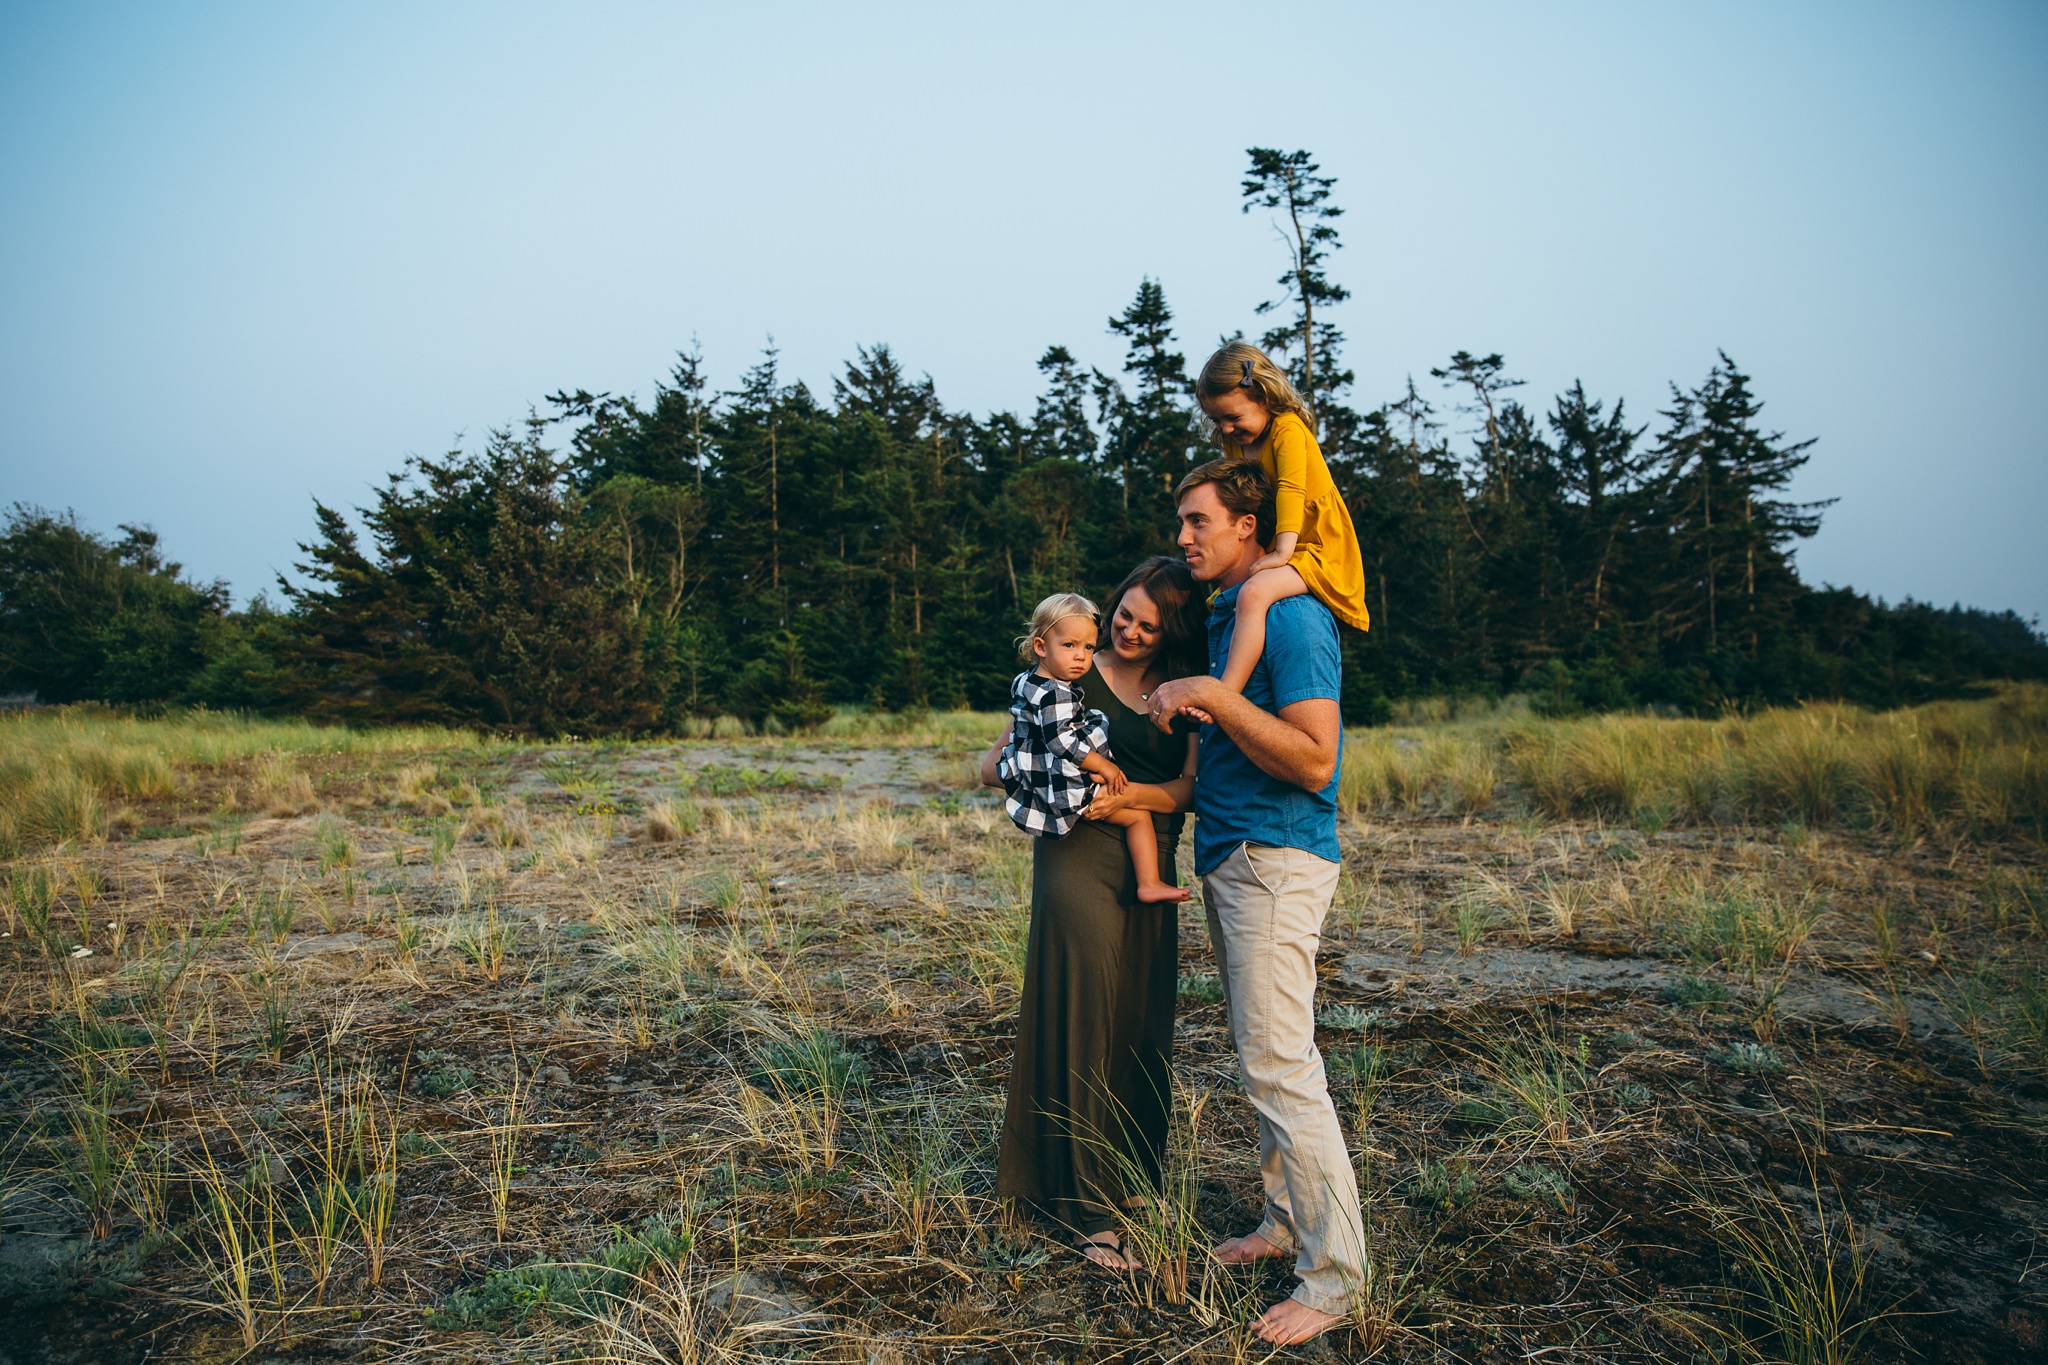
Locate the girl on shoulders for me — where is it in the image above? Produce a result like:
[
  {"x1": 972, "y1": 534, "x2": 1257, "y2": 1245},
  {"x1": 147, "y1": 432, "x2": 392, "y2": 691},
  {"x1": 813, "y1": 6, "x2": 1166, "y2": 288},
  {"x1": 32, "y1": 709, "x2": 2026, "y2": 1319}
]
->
[{"x1": 1192, "y1": 341, "x2": 1370, "y2": 694}]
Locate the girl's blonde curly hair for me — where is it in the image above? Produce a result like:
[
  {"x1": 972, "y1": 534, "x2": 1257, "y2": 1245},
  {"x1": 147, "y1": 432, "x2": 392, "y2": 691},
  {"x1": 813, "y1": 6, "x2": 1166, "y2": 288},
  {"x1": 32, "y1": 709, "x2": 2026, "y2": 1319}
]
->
[
  {"x1": 1195, "y1": 341, "x2": 1315, "y2": 446},
  {"x1": 1016, "y1": 592, "x2": 1099, "y2": 664}
]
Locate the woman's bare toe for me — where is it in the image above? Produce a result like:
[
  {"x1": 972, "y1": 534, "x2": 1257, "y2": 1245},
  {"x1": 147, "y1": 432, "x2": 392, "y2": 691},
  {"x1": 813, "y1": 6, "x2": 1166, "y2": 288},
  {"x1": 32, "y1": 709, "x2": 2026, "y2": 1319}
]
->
[{"x1": 1075, "y1": 1232, "x2": 1141, "y2": 1272}]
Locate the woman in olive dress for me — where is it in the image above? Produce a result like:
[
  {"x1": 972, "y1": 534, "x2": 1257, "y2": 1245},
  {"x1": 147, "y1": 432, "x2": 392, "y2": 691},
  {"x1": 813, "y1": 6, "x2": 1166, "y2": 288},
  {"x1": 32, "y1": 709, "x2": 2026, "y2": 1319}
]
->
[{"x1": 978, "y1": 556, "x2": 1209, "y2": 1269}]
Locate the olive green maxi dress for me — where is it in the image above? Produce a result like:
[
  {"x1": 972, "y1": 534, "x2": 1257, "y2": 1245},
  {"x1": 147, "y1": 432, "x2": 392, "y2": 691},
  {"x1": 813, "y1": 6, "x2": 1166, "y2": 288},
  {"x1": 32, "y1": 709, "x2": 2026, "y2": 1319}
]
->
[{"x1": 997, "y1": 663, "x2": 1187, "y2": 1237}]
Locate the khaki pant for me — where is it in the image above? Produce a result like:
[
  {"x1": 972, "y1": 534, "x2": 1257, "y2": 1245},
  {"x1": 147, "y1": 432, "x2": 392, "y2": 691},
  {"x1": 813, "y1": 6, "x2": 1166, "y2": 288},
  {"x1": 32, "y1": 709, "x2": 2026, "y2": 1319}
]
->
[{"x1": 1203, "y1": 842, "x2": 1365, "y2": 1314}]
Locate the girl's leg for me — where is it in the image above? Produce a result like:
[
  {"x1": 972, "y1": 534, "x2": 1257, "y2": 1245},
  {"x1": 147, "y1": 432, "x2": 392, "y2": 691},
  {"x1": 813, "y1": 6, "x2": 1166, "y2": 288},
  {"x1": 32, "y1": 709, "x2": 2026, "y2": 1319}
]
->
[
  {"x1": 1218, "y1": 565, "x2": 1309, "y2": 695},
  {"x1": 1107, "y1": 809, "x2": 1189, "y2": 903}
]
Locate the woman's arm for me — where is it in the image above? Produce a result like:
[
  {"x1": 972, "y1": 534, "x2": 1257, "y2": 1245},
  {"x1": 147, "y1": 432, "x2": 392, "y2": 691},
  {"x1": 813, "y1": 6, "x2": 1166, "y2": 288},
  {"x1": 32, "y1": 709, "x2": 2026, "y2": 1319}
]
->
[
  {"x1": 1084, "y1": 731, "x2": 1197, "y2": 818},
  {"x1": 978, "y1": 720, "x2": 1014, "y2": 788}
]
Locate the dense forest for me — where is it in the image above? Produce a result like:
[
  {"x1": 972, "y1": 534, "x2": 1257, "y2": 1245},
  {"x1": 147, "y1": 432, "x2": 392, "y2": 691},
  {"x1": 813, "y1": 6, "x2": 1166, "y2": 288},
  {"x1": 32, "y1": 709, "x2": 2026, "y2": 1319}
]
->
[{"x1": 3, "y1": 150, "x2": 2042, "y2": 734}]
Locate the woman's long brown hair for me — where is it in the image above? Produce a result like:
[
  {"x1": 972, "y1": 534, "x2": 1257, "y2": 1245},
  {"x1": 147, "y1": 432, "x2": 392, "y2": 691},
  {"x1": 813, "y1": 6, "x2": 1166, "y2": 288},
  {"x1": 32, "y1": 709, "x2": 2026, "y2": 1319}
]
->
[{"x1": 1098, "y1": 556, "x2": 1208, "y2": 682}]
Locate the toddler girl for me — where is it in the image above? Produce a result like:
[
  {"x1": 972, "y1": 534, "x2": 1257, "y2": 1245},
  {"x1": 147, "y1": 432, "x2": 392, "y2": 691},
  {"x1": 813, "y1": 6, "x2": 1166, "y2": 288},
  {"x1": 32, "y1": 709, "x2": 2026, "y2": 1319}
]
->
[
  {"x1": 1193, "y1": 341, "x2": 1371, "y2": 695},
  {"x1": 998, "y1": 593, "x2": 1188, "y2": 905}
]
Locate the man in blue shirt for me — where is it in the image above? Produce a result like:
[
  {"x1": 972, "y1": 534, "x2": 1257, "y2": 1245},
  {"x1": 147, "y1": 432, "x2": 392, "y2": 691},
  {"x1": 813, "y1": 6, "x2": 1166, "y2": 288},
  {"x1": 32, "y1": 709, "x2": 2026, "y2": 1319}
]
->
[{"x1": 1146, "y1": 458, "x2": 1364, "y2": 1345}]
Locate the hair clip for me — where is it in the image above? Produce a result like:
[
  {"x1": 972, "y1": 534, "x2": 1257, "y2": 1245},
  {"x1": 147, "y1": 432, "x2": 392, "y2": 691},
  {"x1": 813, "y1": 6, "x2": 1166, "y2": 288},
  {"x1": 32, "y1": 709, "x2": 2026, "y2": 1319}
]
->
[{"x1": 1238, "y1": 358, "x2": 1255, "y2": 388}]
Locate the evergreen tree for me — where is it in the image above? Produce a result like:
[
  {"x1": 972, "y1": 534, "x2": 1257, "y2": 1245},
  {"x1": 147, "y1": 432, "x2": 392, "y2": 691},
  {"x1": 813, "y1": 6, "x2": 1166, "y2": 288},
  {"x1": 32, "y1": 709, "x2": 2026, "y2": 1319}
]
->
[
  {"x1": 0, "y1": 508, "x2": 230, "y2": 704},
  {"x1": 1241, "y1": 148, "x2": 1352, "y2": 412}
]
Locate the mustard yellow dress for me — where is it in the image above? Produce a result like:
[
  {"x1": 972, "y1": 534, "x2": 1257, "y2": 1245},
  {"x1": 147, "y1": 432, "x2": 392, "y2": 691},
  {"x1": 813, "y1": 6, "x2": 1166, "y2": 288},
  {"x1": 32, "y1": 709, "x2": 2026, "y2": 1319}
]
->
[{"x1": 1246, "y1": 411, "x2": 1371, "y2": 632}]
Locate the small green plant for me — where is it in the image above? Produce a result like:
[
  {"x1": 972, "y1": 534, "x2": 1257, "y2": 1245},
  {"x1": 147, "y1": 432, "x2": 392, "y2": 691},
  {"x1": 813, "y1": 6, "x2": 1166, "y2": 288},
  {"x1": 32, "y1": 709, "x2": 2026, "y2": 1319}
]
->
[
  {"x1": 1176, "y1": 972, "x2": 1225, "y2": 1006},
  {"x1": 313, "y1": 817, "x2": 356, "y2": 873},
  {"x1": 1663, "y1": 974, "x2": 1733, "y2": 1010},
  {"x1": 340, "y1": 1067, "x2": 404, "y2": 1286},
  {"x1": 1413, "y1": 1160, "x2": 1478, "y2": 1211},
  {"x1": 417, "y1": 1064, "x2": 477, "y2": 1098},
  {"x1": 1454, "y1": 900, "x2": 1493, "y2": 955},
  {"x1": 250, "y1": 972, "x2": 295, "y2": 1061},
  {"x1": 753, "y1": 1028, "x2": 866, "y2": 1100},
  {"x1": 426, "y1": 1218, "x2": 693, "y2": 1327},
  {"x1": 1503, "y1": 1162, "x2": 1572, "y2": 1211},
  {"x1": 480, "y1": 1059, "x2": 531, "y2": 1240},
  {"x1": 1713, "y1": 1041, "x2": 1787, "y2": 1075},
  {"x1": 196, "y1": 815, "x2": 245, "y2": 858},
  {"x1": 451, "y1": 898, "x2": 516, "y2": 982},
  {"x1": 1329, "y1": 1040, "x2": 1391, "y2": 1115},
  {"x1": 10, "y1": 864, "x2": 59, "y2": 953},
  {"x1": 1615, "y1": 1081, "x2": 1655, "y2": 1109},
  {"x1": 1316, "y1": 1003, "x2": 1384, "y2": 1031},
  {"x1": 1478, "y1": 1027, "x2": 1590, "y2": 1144},
  {"x1": 254, "y1": 883, "x2": 298, "y2": 943},
  {"x1": 704, "y1": 870, "x2": 748, "y2": 914},
  {"x1": 56, "y1": 1083, "x2": 128, "y2": 1239},
  {"x1": 393, "y1": 907, "x2": 422, "y2": 961}
]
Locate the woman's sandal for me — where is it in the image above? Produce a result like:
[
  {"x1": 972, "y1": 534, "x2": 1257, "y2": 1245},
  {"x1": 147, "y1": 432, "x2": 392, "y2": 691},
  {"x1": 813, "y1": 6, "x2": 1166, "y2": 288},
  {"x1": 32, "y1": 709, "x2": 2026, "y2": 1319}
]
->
[{"x1": 1074, "y1": 1230, "x2": 1144, "y2": 1273}]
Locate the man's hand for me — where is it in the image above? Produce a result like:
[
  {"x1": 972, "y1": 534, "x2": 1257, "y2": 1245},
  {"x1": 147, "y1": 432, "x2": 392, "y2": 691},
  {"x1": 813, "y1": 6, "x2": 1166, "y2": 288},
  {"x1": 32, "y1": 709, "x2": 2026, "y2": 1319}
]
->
[
  {"x1": 1151, "y1": 677, "x2": 1338, "y2": 792},
  {"x1": 1146, "y1": 675, "x2": 1223, "y2": 733}
]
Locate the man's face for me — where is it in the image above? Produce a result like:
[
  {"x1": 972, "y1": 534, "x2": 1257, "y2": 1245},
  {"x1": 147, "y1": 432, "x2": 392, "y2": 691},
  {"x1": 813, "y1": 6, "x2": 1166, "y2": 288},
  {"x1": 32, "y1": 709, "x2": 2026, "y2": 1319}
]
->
[{"x1": 1176, "y1": 482, "x2": 1253, "y2": 583}]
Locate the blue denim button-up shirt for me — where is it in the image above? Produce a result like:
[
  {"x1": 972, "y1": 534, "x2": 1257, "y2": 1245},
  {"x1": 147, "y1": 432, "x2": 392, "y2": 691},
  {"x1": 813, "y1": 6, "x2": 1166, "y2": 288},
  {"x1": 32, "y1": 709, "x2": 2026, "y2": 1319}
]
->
[{"x1": 1192, "y1": 583, "x2": 1344, "y2": 877}]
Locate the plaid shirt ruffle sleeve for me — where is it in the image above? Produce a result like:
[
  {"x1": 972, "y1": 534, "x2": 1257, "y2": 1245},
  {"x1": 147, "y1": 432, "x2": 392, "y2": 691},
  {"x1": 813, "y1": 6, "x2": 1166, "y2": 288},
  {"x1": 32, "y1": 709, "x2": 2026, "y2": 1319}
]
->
[{"x1": 996, "y1": 670, "x2": 1111, "y2": 838}]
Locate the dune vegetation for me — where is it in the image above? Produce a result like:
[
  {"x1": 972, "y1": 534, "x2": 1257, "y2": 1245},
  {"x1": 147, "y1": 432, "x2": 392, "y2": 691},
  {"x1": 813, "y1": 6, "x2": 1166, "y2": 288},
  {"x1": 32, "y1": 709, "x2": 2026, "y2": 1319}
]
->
[{"x1": 0, "y1": 691, "x2": 2042, "y2": 1361}]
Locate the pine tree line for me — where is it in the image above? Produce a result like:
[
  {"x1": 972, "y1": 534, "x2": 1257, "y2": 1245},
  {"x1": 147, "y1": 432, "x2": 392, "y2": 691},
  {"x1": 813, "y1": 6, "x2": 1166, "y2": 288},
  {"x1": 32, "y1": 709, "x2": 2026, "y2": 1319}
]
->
[{"x1": 2, "y1": 150, "x2": 2040, "y2": 732}]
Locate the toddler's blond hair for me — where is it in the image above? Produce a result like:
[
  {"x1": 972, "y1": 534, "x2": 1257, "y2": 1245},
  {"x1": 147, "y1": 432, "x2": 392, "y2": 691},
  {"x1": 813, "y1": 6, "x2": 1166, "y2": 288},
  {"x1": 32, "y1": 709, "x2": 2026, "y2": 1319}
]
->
[
  {"x1": 1016, "y1": 592, "x2": 1099, "y2": 664},
  {"x1": 1195, "y1": 340, "x2": 1315, "y2": 445}
]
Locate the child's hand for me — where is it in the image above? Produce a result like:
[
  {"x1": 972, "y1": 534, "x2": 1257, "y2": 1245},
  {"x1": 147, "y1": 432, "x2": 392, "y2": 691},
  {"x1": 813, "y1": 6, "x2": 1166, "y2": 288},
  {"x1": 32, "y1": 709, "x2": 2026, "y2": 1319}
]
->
[
  {"x1": 1079, "y1": 751, "x2": 1127, "y2": 794},
  {"x1": 1249, "y1": 550, "x2": 1291, "y2": 576},
  {"x1": 1177, "y1": 705, "x2": 1214, "y2": 726},
  {"x1": 1090, "y1": 758, "x2": 1129, "y2": 796}
]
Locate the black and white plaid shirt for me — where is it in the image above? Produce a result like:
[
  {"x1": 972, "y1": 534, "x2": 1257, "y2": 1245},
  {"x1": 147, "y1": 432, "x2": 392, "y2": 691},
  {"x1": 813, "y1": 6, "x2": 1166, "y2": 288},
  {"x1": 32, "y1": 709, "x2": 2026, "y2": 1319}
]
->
[{"x1": 997, "y1": 669, "x2": 1111, "y2": 838}]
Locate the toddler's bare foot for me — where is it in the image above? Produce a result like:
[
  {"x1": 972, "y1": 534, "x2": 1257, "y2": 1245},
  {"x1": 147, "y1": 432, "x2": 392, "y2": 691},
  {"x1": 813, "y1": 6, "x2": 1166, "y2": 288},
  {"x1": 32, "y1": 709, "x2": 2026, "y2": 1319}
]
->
[{"x1": 1136, "y1": 882, "x2": 1190, "y2": 904}]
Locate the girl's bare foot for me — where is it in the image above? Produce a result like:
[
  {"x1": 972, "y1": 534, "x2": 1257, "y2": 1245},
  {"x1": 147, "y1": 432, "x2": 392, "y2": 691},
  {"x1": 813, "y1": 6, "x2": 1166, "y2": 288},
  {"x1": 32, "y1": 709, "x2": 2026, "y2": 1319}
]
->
[
  {"x1": 1136, "y1": 882, "x2": 1190, "y2": 904},
  {"x1": 1211, "y1": 1230, "x2": 1286, "y2": 1264}
]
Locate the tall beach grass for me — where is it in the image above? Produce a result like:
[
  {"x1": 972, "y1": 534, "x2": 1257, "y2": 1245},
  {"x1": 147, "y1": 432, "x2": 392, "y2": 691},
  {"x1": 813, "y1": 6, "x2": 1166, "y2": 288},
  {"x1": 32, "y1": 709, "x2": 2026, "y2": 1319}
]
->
[
  {"x1": 1340, "y1": 683, "x2": 2047, "y2": 840},
  {"x1": 0, "y1": 707, "x2": 487, "y2": 854}
]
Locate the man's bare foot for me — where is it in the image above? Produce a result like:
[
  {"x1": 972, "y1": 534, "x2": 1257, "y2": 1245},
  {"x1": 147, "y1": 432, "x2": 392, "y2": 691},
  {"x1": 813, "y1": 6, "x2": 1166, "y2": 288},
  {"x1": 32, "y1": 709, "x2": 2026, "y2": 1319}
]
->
[
  {"x1": 1254, "y1": 1297, "x2": 1347, "y2": 1346},
  {"x1": 1211, "y1": 1230, "x2": 1286, "y2": 1265},
  {"x1": 1074, "y1": 1231, "x2": 1142, "y2": 1272},
  {"x1": 1136, "y1": 882, "x2": 1190, "y2": 904}
]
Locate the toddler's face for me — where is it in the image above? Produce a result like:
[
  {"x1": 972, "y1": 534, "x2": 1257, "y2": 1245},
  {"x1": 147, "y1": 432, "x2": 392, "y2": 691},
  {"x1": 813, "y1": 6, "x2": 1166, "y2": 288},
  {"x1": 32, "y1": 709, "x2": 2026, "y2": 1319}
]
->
[
  {"x1": 1033, "y1": 614, "x2": 1098, "y2": 682},
  {"x1": 1200, "y1": 390, "x2": 1271, "y2": 446}
]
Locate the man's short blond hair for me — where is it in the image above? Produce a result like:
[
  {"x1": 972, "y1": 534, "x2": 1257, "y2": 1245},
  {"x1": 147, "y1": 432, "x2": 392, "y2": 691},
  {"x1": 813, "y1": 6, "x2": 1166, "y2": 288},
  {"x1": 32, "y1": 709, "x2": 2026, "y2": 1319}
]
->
[{"x1": 1175, "y1": 458, "x2": 1275, "y2": 547}]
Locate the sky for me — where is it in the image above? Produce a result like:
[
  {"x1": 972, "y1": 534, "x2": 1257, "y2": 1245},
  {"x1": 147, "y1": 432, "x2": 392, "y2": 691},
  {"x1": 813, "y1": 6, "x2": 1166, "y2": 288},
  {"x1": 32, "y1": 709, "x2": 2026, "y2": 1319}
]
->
[{"x1": 2, "y1": 0, "x2": 2043, "y2": 622}]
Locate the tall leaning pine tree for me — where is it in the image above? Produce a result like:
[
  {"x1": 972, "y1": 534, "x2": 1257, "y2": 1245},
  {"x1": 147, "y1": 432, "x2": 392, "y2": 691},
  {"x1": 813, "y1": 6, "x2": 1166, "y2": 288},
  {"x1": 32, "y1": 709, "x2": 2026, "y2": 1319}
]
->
[{"x1": 1241, "y1": 147, "x2": 1352, "y2": 414}]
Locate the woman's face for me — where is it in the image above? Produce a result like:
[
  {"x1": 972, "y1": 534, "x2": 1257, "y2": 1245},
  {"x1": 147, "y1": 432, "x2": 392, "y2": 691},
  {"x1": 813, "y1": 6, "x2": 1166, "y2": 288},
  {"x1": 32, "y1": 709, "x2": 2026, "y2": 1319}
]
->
[{"x1": 1108, "y1": 584, "x2": 1166, "y2": 666}]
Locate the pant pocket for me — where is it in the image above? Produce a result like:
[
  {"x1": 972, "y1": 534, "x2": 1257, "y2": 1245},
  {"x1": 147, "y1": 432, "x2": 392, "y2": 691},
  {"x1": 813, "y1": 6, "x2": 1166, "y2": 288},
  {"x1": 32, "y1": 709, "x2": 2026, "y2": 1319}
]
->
[{"x1": 1240, "y1": 843, "x2": 1290, "y2": 898}]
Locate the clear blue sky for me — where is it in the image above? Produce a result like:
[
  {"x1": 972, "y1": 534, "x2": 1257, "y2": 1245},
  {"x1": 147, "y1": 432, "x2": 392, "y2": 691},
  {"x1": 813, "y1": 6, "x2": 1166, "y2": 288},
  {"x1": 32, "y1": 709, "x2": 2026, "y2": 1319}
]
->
[{"x1": 3, "y1": 1, "x2": 2043, "y2": 621}]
